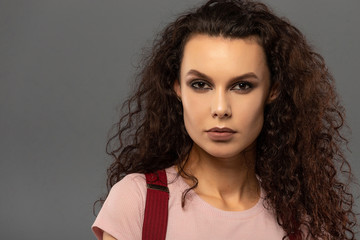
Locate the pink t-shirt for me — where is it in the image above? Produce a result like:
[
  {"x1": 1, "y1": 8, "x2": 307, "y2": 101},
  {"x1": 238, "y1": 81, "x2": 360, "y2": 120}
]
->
[{"x1": 92, "y1": 166, "x2": 286, "y2": 240}]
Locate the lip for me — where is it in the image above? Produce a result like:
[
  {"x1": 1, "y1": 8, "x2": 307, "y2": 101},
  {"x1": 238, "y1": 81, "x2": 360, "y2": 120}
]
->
[
  {"x1": 206, "y1": 127, "x2": 236, "y2": 141},
  {"x1": 206, "y1": 127, "x2": 236, "y2": 133}
]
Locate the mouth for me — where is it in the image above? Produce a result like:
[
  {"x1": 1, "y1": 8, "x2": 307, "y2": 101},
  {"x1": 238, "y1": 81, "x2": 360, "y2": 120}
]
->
[
  {"x1": 205, "y1": 127, "x2": 236, "y2": 141},
  {"x1": 206, "y1": 127, "x2": 236, "y2": 133}
]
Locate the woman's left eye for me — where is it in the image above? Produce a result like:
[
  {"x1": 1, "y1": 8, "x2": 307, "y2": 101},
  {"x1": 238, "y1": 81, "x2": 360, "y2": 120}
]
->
[{"x1": 231, "y1": 82, "x2": 252, "y2": 91}]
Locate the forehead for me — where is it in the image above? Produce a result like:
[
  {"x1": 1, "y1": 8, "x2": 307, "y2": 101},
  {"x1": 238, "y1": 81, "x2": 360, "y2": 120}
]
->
[{"x1": 180, "y1": 34, "x2": 269, "y2": 80}]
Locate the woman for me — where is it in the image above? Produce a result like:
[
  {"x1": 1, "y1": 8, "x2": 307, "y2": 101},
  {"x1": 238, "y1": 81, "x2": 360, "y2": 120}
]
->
[{"x1": 92, "y1": 0, "x2": 357, "y2": 239}]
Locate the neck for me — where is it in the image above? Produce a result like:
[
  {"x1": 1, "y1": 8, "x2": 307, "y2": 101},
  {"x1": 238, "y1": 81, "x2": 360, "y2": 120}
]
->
[{"x1": 181, "y1": 143, "x2": 260, "y2": 211}]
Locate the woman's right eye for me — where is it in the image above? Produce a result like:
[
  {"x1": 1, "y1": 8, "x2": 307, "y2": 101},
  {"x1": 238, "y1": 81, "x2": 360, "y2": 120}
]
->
[{"x1": 191, "y1": 81, "x2": 211, "y2": 90}]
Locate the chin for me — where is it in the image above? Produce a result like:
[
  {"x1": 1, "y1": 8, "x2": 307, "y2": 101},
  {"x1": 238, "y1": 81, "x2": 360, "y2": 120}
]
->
[{"x1": 206, "y1": 148, "x2": 244, "y2": 159}]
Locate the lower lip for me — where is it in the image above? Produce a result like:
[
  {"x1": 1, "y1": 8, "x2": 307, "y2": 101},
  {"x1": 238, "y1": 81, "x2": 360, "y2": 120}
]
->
[{"x1": 207, "y1": 131, "x2": 235, "y2": 141}]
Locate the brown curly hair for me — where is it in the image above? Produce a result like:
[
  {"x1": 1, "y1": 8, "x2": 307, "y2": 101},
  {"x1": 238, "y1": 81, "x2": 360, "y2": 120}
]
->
[{"x1": 102, "y1": 0, "x2": 358, "y2": 239}]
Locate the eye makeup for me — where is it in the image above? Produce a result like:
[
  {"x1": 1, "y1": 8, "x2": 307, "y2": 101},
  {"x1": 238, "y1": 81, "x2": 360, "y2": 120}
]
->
[
  {"x1": 186, "y1": 74, "x2": 257, "y2": 94},
  {"x1": 230, "y1": 81, "x2": 254, "y2": 93}
]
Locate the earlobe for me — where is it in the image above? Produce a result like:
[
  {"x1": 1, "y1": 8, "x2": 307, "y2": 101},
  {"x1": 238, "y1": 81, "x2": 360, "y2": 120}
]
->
[
  {"x1": 266, "y1": 82, "x2": 280, "y2": 104},
  {"x1": 173, "y1": 80, "x2": 182, "y2": 99}
]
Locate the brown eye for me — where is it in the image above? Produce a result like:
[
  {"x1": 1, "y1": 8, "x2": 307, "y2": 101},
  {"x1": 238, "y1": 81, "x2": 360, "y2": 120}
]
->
[
  {"x1": 232, "y1": 82, "x2": 253, "y2": 91},
  {"x1": 191, "y1": 81, "x2": 211, "y2": 90}
]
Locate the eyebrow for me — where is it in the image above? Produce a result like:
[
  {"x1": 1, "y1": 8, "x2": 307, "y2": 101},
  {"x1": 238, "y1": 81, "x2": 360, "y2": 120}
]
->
[{"x1": 185, "y1": 69, "x2": 260, "y2": 83}]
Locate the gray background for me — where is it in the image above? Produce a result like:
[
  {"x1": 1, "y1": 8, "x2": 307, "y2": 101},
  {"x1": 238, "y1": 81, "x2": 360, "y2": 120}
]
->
[{"x1": 0, "y1": 0, "x2": 359, "y2": 239}]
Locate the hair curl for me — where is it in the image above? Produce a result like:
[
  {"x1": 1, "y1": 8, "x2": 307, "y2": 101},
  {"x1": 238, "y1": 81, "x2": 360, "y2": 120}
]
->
[{"x1": 101, "y1": 0, "x2": 358, "y2": 239}]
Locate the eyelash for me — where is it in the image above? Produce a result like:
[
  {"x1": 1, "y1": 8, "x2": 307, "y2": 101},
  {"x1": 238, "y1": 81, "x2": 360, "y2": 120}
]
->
[
  {"x1": 190, "y1": 81, "x2": 211, "y2": 90},
  {"x1": 231, "y1": 82, "x2": 253, "y2": 91},
  {"x1": 190, "y1": 80, "x2": 253, "y2": 92}
]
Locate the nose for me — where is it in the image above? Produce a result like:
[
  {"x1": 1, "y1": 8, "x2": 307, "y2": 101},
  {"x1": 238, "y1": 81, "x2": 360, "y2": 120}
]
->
[{"x1": 211, "y1": 90, "x2": 232, "y2": 118}]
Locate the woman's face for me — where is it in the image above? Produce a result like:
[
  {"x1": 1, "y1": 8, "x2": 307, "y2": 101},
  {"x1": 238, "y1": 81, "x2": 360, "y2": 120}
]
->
[{"x1": 174, "y1": 34, "x2": 273, "y2": 159}]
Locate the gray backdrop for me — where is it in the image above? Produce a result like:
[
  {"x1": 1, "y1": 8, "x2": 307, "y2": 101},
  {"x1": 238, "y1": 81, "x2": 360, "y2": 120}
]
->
[{"x1": 1, "y1": 0, "x2": 359, "y2": 239}]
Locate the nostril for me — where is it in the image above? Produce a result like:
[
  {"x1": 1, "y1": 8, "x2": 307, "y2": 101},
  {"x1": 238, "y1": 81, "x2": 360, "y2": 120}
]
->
[{"x1": 212, "y1": 110, "x2": 231, "y2": 119}]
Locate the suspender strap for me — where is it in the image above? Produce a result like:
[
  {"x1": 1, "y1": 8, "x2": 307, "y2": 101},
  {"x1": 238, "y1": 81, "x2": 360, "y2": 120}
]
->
[
  {"x1": 289, "y1": 232, "x2": 299, "y2": 240},
  {"x1": 142, "y1": 170, "x2": 169, "y2": 240},
  {"x1": 289, "y1": 230, "x2": 301, "y2": 240},
  {"x1": 289, "y1": 216, "x2": 300, "y2": 240}
]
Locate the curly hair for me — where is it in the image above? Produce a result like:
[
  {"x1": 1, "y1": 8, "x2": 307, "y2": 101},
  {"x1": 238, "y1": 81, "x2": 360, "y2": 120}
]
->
[{"x1": 102, "y1": 0, "x2": 357, "y2": 239}]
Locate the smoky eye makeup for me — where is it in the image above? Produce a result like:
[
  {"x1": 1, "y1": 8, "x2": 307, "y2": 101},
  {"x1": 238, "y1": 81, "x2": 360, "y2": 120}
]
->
[
  {"x1": 188, "y1": 79, "x2": 212, "y2": 90},
  {"x1": 184, "y1": 69, "x2": 260, "y2": 93},
  {"x1": 187, "y1": 79, "x2": 256, "y2": 93},
  {"x1": 230, "y1": 81, "x2": 255, "y2": 92}
]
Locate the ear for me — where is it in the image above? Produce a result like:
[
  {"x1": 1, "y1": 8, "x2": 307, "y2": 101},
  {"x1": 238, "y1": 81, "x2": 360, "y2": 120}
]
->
[
  {"x1": 173, "y1": 80, "x2": 181, "y2": 99},
  {"x1": 266, "y1": 81, "x2": 280, "y2": 104}
]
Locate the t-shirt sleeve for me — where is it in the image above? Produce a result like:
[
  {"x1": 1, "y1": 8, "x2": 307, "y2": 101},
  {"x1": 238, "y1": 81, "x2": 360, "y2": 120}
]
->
[{"x1": 91, "y1": 174, "x2": 146, "y2": 240}]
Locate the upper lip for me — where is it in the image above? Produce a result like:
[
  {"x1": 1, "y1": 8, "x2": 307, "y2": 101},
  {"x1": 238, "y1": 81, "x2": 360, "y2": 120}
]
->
[{"x1": 206, "y1": 127, "x2": 236, "y2": 133}]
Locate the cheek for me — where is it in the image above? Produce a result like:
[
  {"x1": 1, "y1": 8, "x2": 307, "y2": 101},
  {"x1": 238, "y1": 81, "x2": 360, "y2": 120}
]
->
[
  {"x1": 181, "y1": 93, "x2": 208, "y2": 129},
  {"x1": 249, "y1": 107, "x2": 264, "y2": 134},
  {"x1": 234, "y1": 97, "x2": 265, "y2": 135}
]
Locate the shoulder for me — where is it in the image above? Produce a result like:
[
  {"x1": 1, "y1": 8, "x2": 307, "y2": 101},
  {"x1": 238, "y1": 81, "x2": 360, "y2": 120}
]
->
[
  {"x1": 109, "y1": 167, "x2": 178, "y2": 201},
  {"x1": 92, "y1": 173, "x2": 147, "y2": 240},
  {"x1": 92, "y1": 168, "x2": 179, "y2": 240},
  {"x1": 105, "y1": 173, "x2": 148, "y2": 216},
  {"x1": 105, "y1": 173, "x2": 147, "y2": 210},
  {"x1": 111, "y1": 173, "x2": 147, "y2": 197}
]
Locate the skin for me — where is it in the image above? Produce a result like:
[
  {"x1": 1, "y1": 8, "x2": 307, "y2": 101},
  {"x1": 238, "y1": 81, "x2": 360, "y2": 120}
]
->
[
  {"x1": 103, "y1": 34, "x2": 276, "y2": 239},
  {"x1": 103, "y1": 231, "x2": 116, "y2": 240},
  {"x1": 174, "y1": 34, "x2": 276, "y2": 211}
]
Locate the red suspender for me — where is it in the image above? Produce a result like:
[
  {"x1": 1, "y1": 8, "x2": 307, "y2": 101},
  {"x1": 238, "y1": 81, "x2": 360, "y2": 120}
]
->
[
  {"x1": 289, "y1": 230, "x2": 300, "y2": 240},
  {"x1": 142, "y1": 170, "x2": 169, "y2": 240},
  {"x1": 289, "y1": 217, "x2": 300, "y2": 240}
]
